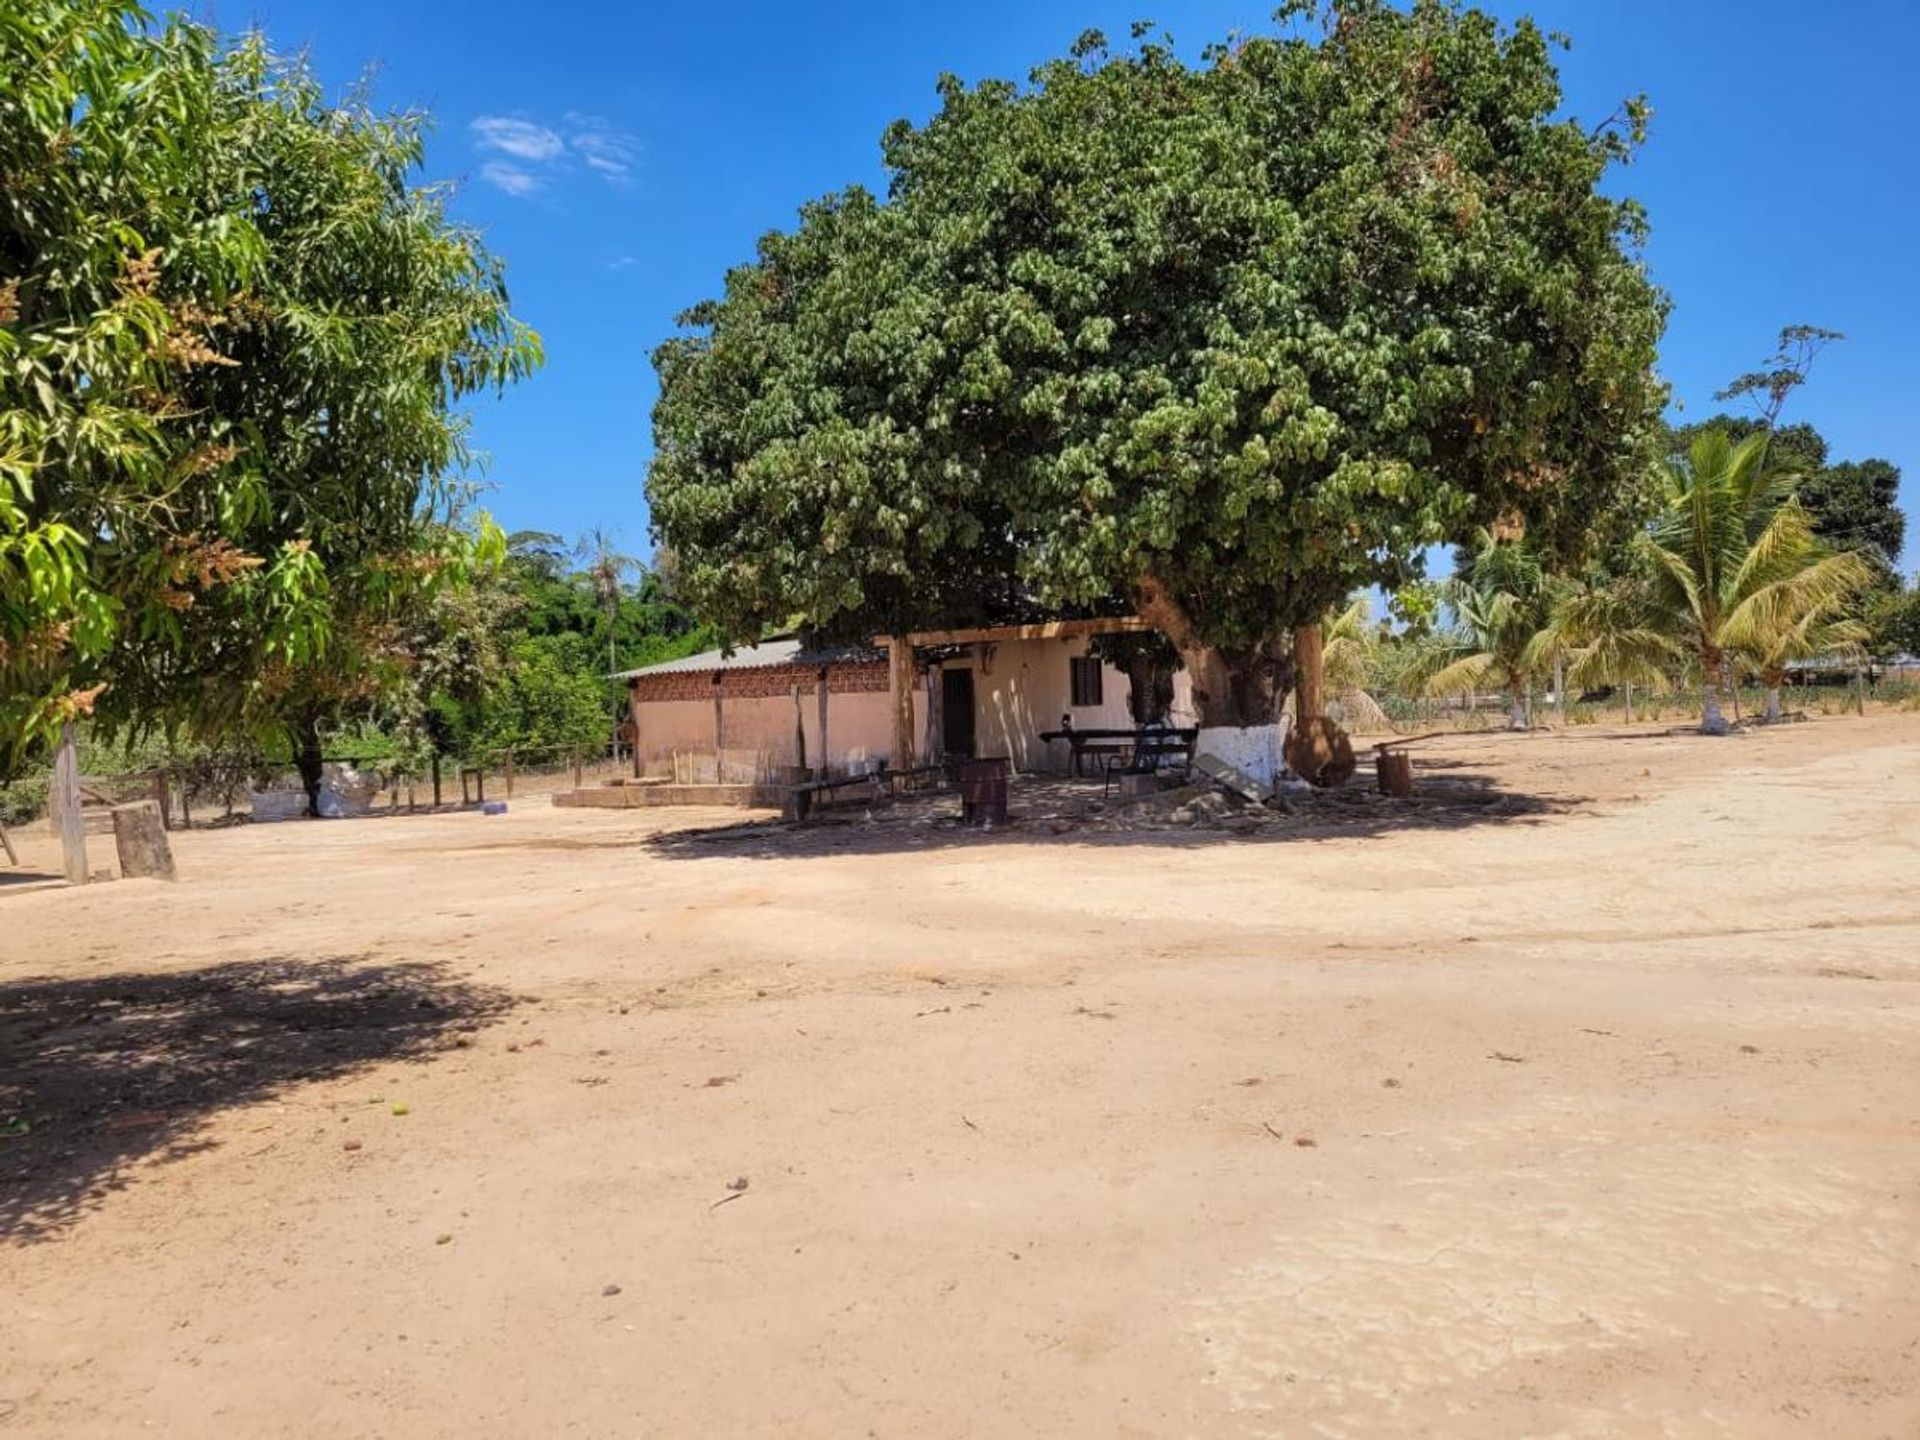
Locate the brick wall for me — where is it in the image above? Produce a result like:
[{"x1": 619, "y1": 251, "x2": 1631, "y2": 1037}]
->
[{"x1": 630, "y1": 660, "x2": 889, "y2": 706}]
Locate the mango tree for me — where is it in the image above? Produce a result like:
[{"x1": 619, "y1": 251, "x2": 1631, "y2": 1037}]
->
[{"x1": 649, "y1": 1, "x2": 1666, "y2": 781}]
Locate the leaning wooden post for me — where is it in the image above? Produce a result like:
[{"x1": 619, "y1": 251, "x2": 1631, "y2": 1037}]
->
[
  {"x1": 52, "y1": 723, "x2": 87, "y2": 884},
  {"x1": 712, "y1": 677, "x2": 727, "y2": 781},
  {"x1": 887, "y1": 636, "x2": 916, "y2": 771},
  {"x1": 790, "y1": 682, "x2": 808, "y2": 773}
]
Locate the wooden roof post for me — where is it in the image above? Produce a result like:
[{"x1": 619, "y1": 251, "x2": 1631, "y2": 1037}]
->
[
  {"x1": 888, "y1": 636, "x2": 916, "y2": 770},
  {"x1": 816, "y1": 668, "x2": 830, "y2": 778},
  {"x1": 712, "y1": 675, "x2": 726, "y2": 782}
]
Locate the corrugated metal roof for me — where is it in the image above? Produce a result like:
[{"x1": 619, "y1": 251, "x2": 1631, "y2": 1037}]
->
[{"x1": 612, "y1": 636, "x2": 884, "y2": 680}]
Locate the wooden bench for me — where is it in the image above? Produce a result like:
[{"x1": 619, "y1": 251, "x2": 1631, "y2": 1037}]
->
[{"x1": 1101, "y1": 735, "x2": 1196, "y2": 796}]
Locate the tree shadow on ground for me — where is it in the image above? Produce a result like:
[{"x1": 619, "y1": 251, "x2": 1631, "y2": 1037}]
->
[
  {"x1": 0, "y1": 956, "x2": 514, "y2": 1244},
  {"x1": 639, "y1": 767, "x2": 1583, "y2": 863}
]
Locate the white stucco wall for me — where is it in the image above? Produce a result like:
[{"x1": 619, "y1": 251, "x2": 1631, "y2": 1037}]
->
[{"x1": 939, "y1": 637, "x2": 1195, "y2": 775}]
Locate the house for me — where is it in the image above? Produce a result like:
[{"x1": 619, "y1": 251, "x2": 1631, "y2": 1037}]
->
[{"x1": 615, "y1": 619, "x2": 1196, "y2": 781}]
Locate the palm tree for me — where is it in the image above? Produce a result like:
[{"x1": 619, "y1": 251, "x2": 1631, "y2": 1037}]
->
[
  {"x1": 573, "y1": 527, "x2": 643, "y2": 676},
  {"x1": 1420, "y1": 530, "x2": 1556, "y2": 730},
  {"x1": 1549, "y1": 431, "x2": 1874, "y2": 734},
  {"x1": 1319, "y1": 595, "x2": 1392, "y2": 732}
]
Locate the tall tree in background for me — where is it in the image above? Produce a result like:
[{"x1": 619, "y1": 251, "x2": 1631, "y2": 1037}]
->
[
  {"x1": 651, "y1": 1, "x2": 1668, "y2": 780},
  {"x1": 1670, "y1": 326, "x2": 1906, "y2": 657},
  {"x1": 1422, "y1": 530, "x2": 1558, "y2": 729},
  {"x1": 573, "y1": 527, "x2": 643, "y2": 677},
  {"x1": 1551, "y1": 432, "x2": 1875, "y2": 733}
]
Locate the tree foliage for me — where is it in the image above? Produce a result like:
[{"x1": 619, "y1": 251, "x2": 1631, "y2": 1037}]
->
[
  {"x1": 1550, "y1": 431, "x2": 1875, "y2": 732},
  {"x1": 650, "y1": 0, "x2": 1668, "y2": 725},
  {"x1": 1421, "y1": 529, "x2": 1557, "y2": 727},
  {"x1": 1, "y1": 3, "x2": 539, "y2": 786}
]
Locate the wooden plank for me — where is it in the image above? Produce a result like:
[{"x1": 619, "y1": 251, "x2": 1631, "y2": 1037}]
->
[{"x1": 52, "y1": 723, "x2": 88, "y2": 884}]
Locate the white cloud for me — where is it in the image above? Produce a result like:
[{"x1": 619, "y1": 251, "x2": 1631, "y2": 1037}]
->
[
  {"x1": 479, "y1": 160, "x2": 541, "y2": 197},
  {"x1": 571, "y1": 124, "x2": 640, "y2": 182},
  {"x1": 471, "y1": 116, "x2": 565, "y2": 162},
  {"x1": 469, "y1": 112, "x2": 639, "y2": 199},
  {"x1": 608, "y1": 255, "x2": 638, "y2": 271}
]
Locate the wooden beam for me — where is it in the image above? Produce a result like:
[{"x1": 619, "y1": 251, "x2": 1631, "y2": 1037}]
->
[
  {"x1": 52, "y1": 723, "x2": 87, "y2": 885},
  {"x1": 884, "y1": 616, "x2": 1153, "y2": 649},
  {"x1": 887, "y1": 635, "x2": 916, "y2": 770}
]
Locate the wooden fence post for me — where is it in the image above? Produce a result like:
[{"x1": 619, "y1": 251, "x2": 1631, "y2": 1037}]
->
[
  {"x1": 112, "y1": 801, "x2": 176, "y2": 881},
  {"x1": 572, "y1": 746, "x2": 583, "y2": 791},
  {"x1": 504, "y1": 749, "x2": 515, "y2": 799},
  {"x1": 152, "y1": 768, "x2": 172, "y2": 830},
  {"x1": 432, "y1": 752, "x2": 443, "y2": 808},
  {"x1": 52, "y1": 723, "x2": 87, "y2": 884}
]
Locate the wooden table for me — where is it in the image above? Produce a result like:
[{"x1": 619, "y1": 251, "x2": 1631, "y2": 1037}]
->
[{"x1": 1038, "y1": 727, "x2": 1197, "y2": 779}]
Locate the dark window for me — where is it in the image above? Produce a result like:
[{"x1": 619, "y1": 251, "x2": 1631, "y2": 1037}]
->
[{"x1": 1069, "y1": 656, "x2": 1104, "y2": 708}]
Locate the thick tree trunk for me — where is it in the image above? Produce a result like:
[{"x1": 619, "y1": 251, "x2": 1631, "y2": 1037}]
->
[
  {"x1": 1129, "y1": 578, "x2": 1291, "y2": 729},
  {"x1": 293, "y1": 712, "x2": 325, "y2": 817},
  {"x1": 1293, "y1": 623, "x2": 1326, "y2": 728},
  {"x1": 1122, "y1": 653, "x2": 1171, "y2": 726},
  {"x1": 1285, "y1": 621, "x2": 1353, "y2": 785},
  {"x1": 1508, "y1": 695, "x2": 1529, "y2": 730},
  {"x1": 1130, "y1": 577, "x2": 1294, "y2": 786},
  {"x1": 1763, "y1": 686, "x2": 1782, "y2": 723}
]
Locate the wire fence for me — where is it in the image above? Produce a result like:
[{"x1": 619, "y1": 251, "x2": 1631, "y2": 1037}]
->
[{"x1": 64, "y1": 743, "x2": 637, "y2": 831}]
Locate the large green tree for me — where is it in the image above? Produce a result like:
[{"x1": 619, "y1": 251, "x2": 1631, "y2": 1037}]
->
[
  {"x1": 651, "y1": 1, "x2": 1668, "y2": 737},
  {"x1": 1, "y1": 5, "x2": 539, "y2": 811}
]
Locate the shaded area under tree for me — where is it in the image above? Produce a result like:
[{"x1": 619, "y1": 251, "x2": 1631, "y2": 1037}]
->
[{"x1": 0, "y1": 956, "x2": 515, "y2": 1243}]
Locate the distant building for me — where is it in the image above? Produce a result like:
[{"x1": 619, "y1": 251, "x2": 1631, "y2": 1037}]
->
[{"x1": 616, "y1": 620, "x2": 1194, "y2": 780}]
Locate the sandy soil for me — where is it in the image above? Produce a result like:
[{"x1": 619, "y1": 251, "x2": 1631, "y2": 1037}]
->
[{"x1": 2, "y1": 717, "x2": 1917, "y2": 1438}]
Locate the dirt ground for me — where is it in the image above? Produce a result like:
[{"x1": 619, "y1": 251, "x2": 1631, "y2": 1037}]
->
[{"x1": 3, "y1": 717, "x2": 1917, "y2": 1438}]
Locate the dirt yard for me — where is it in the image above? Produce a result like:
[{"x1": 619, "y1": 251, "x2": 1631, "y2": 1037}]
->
[{"x1": 3, "y1": 717, "x2": 1917, "y2": 1438}]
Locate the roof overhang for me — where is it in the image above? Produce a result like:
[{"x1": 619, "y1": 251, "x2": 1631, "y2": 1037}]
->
[{"x1": 880, "y1": 617, "x2": 1152, "y2": 648}]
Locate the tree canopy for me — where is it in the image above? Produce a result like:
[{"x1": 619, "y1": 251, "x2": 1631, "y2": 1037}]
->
[
  {"x1": 1669, "y1": 416, "x2": 1904, "y2": 571},
  {"x1": 651, "y1": 0, "x2": 1668, "y2": 725},
  {"x1": 1, "y1": 2, "x2": 538, "y2": 782}
]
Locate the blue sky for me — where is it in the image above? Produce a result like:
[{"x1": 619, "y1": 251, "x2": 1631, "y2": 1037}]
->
[{"x1": 216, "y1": 0, "x2": 1919, "y2": 574}]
